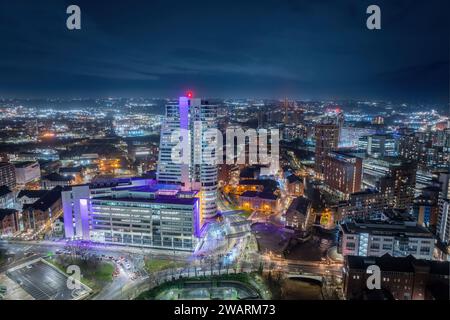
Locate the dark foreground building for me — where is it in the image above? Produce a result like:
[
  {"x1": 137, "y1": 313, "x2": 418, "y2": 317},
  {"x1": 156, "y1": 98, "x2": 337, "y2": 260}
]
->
[{"x1": 343, "y1": 254, "x2": 449, "y2": 300}]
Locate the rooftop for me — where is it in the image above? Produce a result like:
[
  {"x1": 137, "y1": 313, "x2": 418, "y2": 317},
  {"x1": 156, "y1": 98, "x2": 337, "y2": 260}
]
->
[
  {"x1": 340, "y1": 220, "x2": 433, "y2": 238},
  {"x1": 0, "y1": 185, "x2": 12, "y2": 197},
  {"x1": 240, "y1": 191, "x2": 278, "y2": 200},
  {"x1": 43, "y1": 172, "x2": 74, "y2": 182},
  {"x1": 0, "y1": 209, "x2": 18, "y2": 220},
  {"x1": 23, "y1": 186, "x2": 62, "y2": 212},
  {"x1": 92, "y1": 195, "x2": 198, "y2": 206},
  {"x1": 346, "y1": 254, "x2": 450, "y2": 276},
  {"x1": 286, "y1": 174, "x2": 302, "y2": 184},
  {"x1": 288, "y1": 196, "x2": 311, "y2": 215},
  {"x1": 17, "y1": 189, "x2": 49, "y2": 199},
  {"x1": 0, "y1": 162, "x2": 13, "y2": 167},
  {"x1": 59, "y1": 166, "x2": 83, "y2": 174},
  {"x1": 13, "y1": 161, "x2": 39, "y2": 168}
]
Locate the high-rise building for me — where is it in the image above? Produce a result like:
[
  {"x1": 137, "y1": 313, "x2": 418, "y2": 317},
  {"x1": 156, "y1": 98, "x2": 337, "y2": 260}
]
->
[
  {"x1": 398, "y1": 133, "x2": 422, "y2": 162},
  {"x1": 378, "y1": 161, "x2": 417, "y2": 211},
  {"x1": 437, "y1": 198, "x2": 450, "y2": 244},
  {"x1": 0, "y1": 162, "x2": 16, "y2": 191},
  {"x1": 358, "y1": 134, "x2": 397, "y2": 158},
  {"x1": 314, "y1": 123, "x2": 340, "y2": 177},
  {"x1": 436, "y1": 171, "x2": 450, "y2": 244},
  {"x1": 323, "y1": 151, "x2": 362, "y2": 198},
  {"x1": 157, "y1": 96, "x2": 218, "y2": 221}
]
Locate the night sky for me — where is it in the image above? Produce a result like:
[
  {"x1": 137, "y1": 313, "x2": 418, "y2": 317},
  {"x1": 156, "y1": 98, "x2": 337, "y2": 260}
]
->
[{"x1": 0, "y1": 0, "x2": 448, "y2": 103}]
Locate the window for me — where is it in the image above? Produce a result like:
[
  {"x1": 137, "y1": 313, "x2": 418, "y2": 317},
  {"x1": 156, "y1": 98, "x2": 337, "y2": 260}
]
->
[{"x1": 346, "y1": 242, "x2": 356, "y2": 249}]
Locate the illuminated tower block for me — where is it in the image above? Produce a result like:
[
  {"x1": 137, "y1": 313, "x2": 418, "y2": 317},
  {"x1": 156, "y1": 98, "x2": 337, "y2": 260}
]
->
[{"x1": 157, "y1": 93, "x2": 218, "y2": 221}]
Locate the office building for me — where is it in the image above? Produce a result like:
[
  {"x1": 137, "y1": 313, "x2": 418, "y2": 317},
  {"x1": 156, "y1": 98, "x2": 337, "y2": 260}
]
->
[
  {"x1": 62, "y1": 180, "x2": 200, "y2": 251},
  {"x1": 358, "y1": 134, "x2": 397, "y2": 158},
  {"x1": 14, "y1": 161, "x2": 41, "y2": 185},
  {"x1": 339, "y1": 220, "x2": 435, "y2": 260}
]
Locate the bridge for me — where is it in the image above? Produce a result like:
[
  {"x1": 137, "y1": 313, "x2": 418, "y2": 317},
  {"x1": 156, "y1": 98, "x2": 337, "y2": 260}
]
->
[{"x1": 286, "y1": 273, "x2": 324, "y2": 283}]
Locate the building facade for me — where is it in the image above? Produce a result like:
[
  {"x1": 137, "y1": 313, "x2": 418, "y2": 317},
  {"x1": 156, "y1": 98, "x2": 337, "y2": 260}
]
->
[
  {"x1": 343, "y1": 254, "x2": 449, "y2": 300},
  {"x1": 157, "y1": 96, "x2": 218, "y2": 221},
  {"x1": 0, "y1": 162, "x2": 17, "y2": 191},
  {"x1": 323, "y1": 152, "x2": 362, "y2": 198},
  {"x1": 62, "y1": 179, "x2": 200, "y2": 251},
  {"x1": 0, "y1": 209, "x2": 20, "y2": 236},
  {"x1": 339, "y1": 220, "x2": 435, "y2": 260},
  {"x1": 337, "y1": 189, "x2": 387, "y2": 220},
  {"x1": 284, "y1": 196, "x2": 315, "y2": 232},
  {"x1": 14, "y1": 161, "x2": 41, "y2": 185},
  {"x1": 314, "y1": 123, "x2": 339, "y2": 177}
]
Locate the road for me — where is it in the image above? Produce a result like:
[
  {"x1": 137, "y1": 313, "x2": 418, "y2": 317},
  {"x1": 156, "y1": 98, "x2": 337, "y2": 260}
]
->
[{"x1": 1, "y1": 215, "x2": 343, "y2": 300}]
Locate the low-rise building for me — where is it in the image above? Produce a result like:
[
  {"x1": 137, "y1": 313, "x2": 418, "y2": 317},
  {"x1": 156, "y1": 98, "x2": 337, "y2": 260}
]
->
[
  {"x1": 339, "y1": 220, "x2": 435, "y2": 260},
  {"x1": 239, "y1": 191, "x2": 279, "y2": 213},
  {"x1": 0, "y1": 209, "x2": 20, "y2": 236},
  {"x1": 0, "y1": 186, "x2": 15, "y2": 209},
  {"x1": 22, "y1": 186, "x2": 63, "y2": 232},
  {"x1": 59, "y1": 166, "x2": 84, "y2": 183},
  {"x1": 41, "y1": 173, "x2": 74, "y2": 190},
  {"x1": 16, "y1": 190, "x2": 49, "y2": 210},
  {"x1": 14, "y1": 161, "x2": 41, "y2": 185},
  {"x1": 286, "y1": 174, "x2": 304, "y2": 197},
  {"x1": 343, "y1": 254, "x2": 449, "y2": 300},
  {"x1": 284, "y1": 196, "x2": 315, "y2": 232},
  {"x1": 62, "y1": 181, "x2": 200, "y2": 251}
]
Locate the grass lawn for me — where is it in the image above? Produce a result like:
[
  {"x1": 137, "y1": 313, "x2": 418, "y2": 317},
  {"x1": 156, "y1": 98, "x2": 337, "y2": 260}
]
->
[
  {"x1": 144, "y1": 259, "x2": 185, "y2": 273},
  {"x1": 47, "y1": 257, "x2": 114, "y2": 292}
]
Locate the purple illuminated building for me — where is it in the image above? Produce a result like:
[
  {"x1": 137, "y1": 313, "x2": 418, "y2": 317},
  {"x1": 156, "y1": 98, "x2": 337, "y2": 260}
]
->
[{"x1": 62, "y1": 178, "x2": 201, "y2": 251}]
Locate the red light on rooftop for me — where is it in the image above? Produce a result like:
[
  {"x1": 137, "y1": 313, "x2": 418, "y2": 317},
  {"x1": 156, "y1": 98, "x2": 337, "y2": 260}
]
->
[{"x1": 186, "y1": 91, "x2": 193, "y2": 98}]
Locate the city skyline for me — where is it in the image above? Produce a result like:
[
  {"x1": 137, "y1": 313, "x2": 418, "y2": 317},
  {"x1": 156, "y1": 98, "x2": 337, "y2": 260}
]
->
[
  {"x1": 0, "y1": 0, "x2": 449, "y2": 306},
  {"x1": 0, "y1": 0, "x2": 448, "y2": 103}
]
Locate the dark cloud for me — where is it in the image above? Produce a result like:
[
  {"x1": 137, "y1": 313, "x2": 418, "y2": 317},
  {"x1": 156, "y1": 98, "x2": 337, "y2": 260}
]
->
[{"x1": 0, "y1": 0, "x2": 448, "y2": 103}]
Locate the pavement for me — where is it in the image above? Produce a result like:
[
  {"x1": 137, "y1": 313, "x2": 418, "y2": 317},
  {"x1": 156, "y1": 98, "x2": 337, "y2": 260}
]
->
[
  {"x1": 6, "y1": 259, "x2": 91, "y2": 300},
  {"x1": 0, "y1": 272, "x2": 34, "y2": 300}
]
